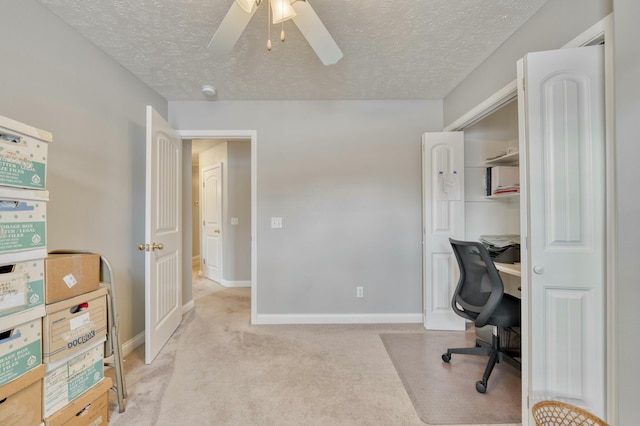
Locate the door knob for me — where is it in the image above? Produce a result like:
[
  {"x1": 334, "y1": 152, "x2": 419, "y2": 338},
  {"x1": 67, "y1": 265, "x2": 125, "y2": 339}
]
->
[
  {"x1": 138, "y1": 244, "x2": 148, "y2": 251},
  {"x1": 214, "y1": 229, "x2": 221, "y2": 234},
  {"x1": 151, "y1": 243, "x2": 164, "y2": 251},
  {"x1": 533, "y1": 265, "x2": 544, "y2": 274}
]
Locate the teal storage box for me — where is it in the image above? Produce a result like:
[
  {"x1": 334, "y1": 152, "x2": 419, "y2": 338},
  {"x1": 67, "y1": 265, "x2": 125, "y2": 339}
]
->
[
  {"x1": 0, "y1": 307, "x2": 44, "y2": 387},
  {"x1": 43, "y1": 337, "x2": 105, "y2": 418},
  {"x1": 0, "y1": 258, "x2": 45, "y2": 318},
  {"x1": 0, "y1": 114, "x2": 51, "y2": 190},
  {"x1": 0, "y1": 187, "x2": 48, "y2": 264}
]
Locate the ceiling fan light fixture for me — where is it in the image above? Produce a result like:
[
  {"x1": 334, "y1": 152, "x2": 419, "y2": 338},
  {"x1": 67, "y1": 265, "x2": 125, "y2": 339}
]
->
[{"x1": 270, "y1": 0, "x2": 296, "y2": 24}]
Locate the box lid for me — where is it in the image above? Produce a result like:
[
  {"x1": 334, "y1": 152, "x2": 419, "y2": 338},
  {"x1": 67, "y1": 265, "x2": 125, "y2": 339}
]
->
[
  {"x1": 0, "y1": 115, "x2": 52, "y2": 144},
  {"x1": 0, "y1": 305, "x2": 45, "y2": 331}
]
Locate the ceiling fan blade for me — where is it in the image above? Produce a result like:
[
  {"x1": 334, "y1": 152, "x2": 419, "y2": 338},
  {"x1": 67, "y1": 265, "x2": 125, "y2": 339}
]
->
[
  {"x1": 208, "y1": 1, "x2": 257, "y2": 56},
  {"x1": 291, "y1": 1, "x2": 343, "y2": 66}
]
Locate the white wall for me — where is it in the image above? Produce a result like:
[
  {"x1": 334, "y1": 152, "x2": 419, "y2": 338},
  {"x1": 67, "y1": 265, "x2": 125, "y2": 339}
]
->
[
  {"x1": 171, "y1": 100, "x2": 442, "y2": 319},
  {"x1": 444, "y1": 0, "x2": 612, "y2": 126},
  {"x1": 613, "y1": 1, "x2": 640, "y2": 423},
  {"x1": 0, "y1": 0, "x2": 167, "y2": 347}
]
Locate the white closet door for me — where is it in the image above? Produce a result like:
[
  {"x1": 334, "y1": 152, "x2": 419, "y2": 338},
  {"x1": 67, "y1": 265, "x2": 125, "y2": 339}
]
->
[
  {"x1": 422, "y1": 132, "x2": 465, "y2": 331},
  {"x1": 520, "y1": 45, "x2": 605, "y2": 418}
]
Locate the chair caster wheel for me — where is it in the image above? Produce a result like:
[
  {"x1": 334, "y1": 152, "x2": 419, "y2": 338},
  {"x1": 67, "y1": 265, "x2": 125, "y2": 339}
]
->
[
  {"x1": 476, "y1": 380, "x2": 487, "y2": 393},
  {"x1": 442, "y1": 353, "x2": 451, "y2": 363}
]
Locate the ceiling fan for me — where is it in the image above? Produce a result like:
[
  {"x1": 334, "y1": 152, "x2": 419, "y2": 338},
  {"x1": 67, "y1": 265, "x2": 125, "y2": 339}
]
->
[{"x1": 208, "y1": 0, "x2": 343, "y2": 65}]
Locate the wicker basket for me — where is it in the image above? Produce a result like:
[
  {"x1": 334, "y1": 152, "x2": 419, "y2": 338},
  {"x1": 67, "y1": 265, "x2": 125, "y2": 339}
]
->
[{"x1": 531, "y1": 400, "x2": 608, "y2": 426}]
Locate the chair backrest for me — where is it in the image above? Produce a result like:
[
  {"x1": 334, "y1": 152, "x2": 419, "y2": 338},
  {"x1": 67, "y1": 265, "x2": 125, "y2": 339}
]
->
[{"x1": 449, "y1": 238, "x2": 505, "y2": 328}]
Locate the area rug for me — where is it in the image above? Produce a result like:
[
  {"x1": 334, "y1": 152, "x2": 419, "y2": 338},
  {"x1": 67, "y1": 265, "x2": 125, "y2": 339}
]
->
[{"x1": 381, "y1": 330, "x2": 521, "y2": 425}]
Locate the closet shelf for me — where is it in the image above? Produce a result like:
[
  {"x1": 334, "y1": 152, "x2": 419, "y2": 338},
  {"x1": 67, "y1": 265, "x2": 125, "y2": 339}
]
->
[
  {"x1": 484, "y1": 151, "x2": 519, "y2": 165},
  {"x1": 485, "y1": 192, "x2": 520, "y2": 200}
]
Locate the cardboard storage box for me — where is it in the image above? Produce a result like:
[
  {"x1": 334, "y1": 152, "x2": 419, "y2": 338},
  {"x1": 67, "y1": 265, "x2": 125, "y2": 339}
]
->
[
  {"x1": 0, "y1": 187, "x2": 48, "y2": 264},
  {"x1": 0, "y1": 307, "x2": 44, "y2": 387},
  {"x1": 0, "y1": 114, "x2": 51, "y2": 190},
  {"x1": 44, "y1": 377, "x2": 111, "y2": 426},
  {"x1": 43, "y1": 288, "x2": 108, "y2": 363},
  {"x1": 0, "y1": 364, "x2": 45, "y2": 426},
  {"x1": 43, "y1": 339, "x2": 105, "y2": 418},
  {"x1": 0, "y1": 258, "x2": 45, "y2": 318},
  {"x1": 45, "y1": 254, "x2": 100, "y2": 304}
]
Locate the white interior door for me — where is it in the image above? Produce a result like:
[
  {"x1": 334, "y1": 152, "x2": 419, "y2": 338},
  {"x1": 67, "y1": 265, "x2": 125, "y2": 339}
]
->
[
  {"x1": 201, "y1": 163, "x2": 222, "y2": 282},
  {"x1": 144, "y1": 106, "x2": 183, "y2": 364},
  {"x1": 520, "y1": 45, "x2": 605, "y2": 418},
  {"x1": 422, "y1": 132, "x2": 466, "y2": 331}
]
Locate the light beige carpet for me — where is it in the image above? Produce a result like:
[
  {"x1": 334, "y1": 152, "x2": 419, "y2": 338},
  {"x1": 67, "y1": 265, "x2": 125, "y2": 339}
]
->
[
  {"x1": 381, "y1": 331, "x2": 522, "y2": 425},
  {"x1": 107, "y1": 276, "x2": 427, "y2": 425}
]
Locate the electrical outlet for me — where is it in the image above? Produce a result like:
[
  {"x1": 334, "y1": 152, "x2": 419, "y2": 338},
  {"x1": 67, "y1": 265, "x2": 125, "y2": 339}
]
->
[
  {"x1": 231, "y1": 217, "x2": 239, "y2": 225},
  {"x1": 356, "y1": 286, "x2": 364, "y2": 298},
  {"x1": 271, "y1": 217, "x2": 283, "y2": 228}
]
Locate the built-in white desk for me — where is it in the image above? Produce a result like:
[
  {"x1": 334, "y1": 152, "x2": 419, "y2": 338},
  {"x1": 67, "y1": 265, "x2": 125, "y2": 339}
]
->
[
  {"x1": 494, "y1": 262, "x2": 521, "y2": 277},
  {"x1": 494, "y1": 262, "x2": 521, "y2": 296}
]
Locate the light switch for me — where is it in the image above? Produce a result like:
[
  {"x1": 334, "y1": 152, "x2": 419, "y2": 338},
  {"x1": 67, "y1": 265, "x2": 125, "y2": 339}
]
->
[
  {"x1": 271, "y1": 217, "x2": 283, "y2": 228},
  {"x1": 231, "y1": 218, "x2": 239, "y2": 225}
]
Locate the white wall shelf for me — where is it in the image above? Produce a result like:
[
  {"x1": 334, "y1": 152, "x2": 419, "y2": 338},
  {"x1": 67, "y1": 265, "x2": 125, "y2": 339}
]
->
[
  {"x1": 484, "y1": 151, "x2": 519, "y2": 165},
  {"x1": 485, "y1": 192, "x2": 519, "y2": 201}
]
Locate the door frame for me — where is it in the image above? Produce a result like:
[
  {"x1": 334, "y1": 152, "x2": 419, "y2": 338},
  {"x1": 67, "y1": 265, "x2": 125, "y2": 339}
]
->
[
  {"x1": 441, "y1": 15, "x2": 616, "y2": 425},
  {"x1": 179, "y1": 129, "x2": 258, "y2": 324}
]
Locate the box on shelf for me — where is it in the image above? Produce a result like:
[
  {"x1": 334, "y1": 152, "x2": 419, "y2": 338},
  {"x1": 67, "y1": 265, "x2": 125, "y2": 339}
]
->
[
  {"x1": 490, "y1": 166, "x2": 519, "y2": 194},
  {"x1": 0, "y1": 114, "x2": 51, "y2": 190},
  {"x1": 0, "y1": 307, "x2": 44, "y2": 387},
  {"x1": 0, "y1": 259, "x2": 45, "y2": 319},
  {"x1": 43, "y1": 288, "x2": 108, "y2": 363},
  {"x1": 45, "y1": 254, "x2": 100, "y2": 304},
  {"x1": 43, "y1": 338, "x2": 105, "y2": 418},
  {"x1": 0, "y1": 364, "x2": 45, "y2": 426},
  {"x1": 0, "y1": 187, "x2": 48, "y2": 264},
  {"x1": 43, "y1": 377, "x2": 111, "y2": 426}
]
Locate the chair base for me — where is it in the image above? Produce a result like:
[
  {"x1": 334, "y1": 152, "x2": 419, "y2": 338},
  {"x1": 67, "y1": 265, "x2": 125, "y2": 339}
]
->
[{"x1": 442, "y1": 334, "x2": 521, "y2": 394}]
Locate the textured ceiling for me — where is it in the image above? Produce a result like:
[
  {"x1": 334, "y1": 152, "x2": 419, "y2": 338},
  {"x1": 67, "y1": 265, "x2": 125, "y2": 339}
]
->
[{"x1": 37, "y1": 0, "x2": 549, "y2": 101}]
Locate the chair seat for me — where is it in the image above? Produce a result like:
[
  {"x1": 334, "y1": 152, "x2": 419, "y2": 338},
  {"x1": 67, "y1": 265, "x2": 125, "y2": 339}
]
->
[
  {"x1": 465, "y1": 293, "x2": 521, "y2": 328},
  {"x1": 487, "y1": 294, "x2": 521, "y2": 327}
]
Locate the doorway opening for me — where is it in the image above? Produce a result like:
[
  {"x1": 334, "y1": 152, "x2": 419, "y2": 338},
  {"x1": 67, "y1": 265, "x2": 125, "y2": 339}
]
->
[{"x1": 180, "y1": 130, "x2": 258, "y2": 324}]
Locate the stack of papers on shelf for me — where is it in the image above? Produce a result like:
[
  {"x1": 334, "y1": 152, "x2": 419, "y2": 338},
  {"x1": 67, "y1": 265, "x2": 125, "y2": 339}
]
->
[
  {"x1": 493, "y1": 184, "x2": 520, "y2": 195},
  {"x1": 480, "y1": 235, "x2": 520, "y2": 248}
]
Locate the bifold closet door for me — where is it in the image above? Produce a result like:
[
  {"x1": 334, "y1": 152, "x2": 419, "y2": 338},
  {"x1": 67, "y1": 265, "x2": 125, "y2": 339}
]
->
[
  {"x1": 519, "y1": 45, "x2": 606, "y2": 419},
  {"x1": 422, "y1": 132, "x2": 465, "y2": 331}
]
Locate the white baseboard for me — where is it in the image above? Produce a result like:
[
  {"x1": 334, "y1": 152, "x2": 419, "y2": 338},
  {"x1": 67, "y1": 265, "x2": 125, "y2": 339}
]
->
[
  {"x1": 120, "y1": 300, "x2": 194, "y2": 357},
  {"x1": 253, "y1": 313, "x2": 423, "y2": 325},
  {"x1": 182, "y1": 299, "x2": 195, "y2": 314},
  {"x1": 221, "y1": 280, "x2": 251, "y2": 288},
  {"x1": 120, "y1": 312, "x2": 421, "y2": 356},
  {"x1": 121, "y1": 331, "x2": 145, "y2": 357}
]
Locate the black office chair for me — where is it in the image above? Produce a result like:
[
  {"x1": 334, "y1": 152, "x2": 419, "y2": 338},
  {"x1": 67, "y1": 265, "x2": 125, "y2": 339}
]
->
[{"x1": 441, "y1": 238, "x2": 521, "y2": 393}]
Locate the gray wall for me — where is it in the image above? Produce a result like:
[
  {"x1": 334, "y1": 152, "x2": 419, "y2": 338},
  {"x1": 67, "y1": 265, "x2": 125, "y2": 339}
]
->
[
  {"x1": 170, "y1": 100, "x2": 442, "y2": 316},
  {"x1": 227, "y1": 141, "x2": 252, "y2": 282},
  {"x1": 444, "y1": 0, "x2": 613, "y2": 126},
  {"x1": 0, "y1": 1, "x2": 167, "y2": 345},
  {"x1": 613, "y1": 1, "x2": 640, "y2": 424}
]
